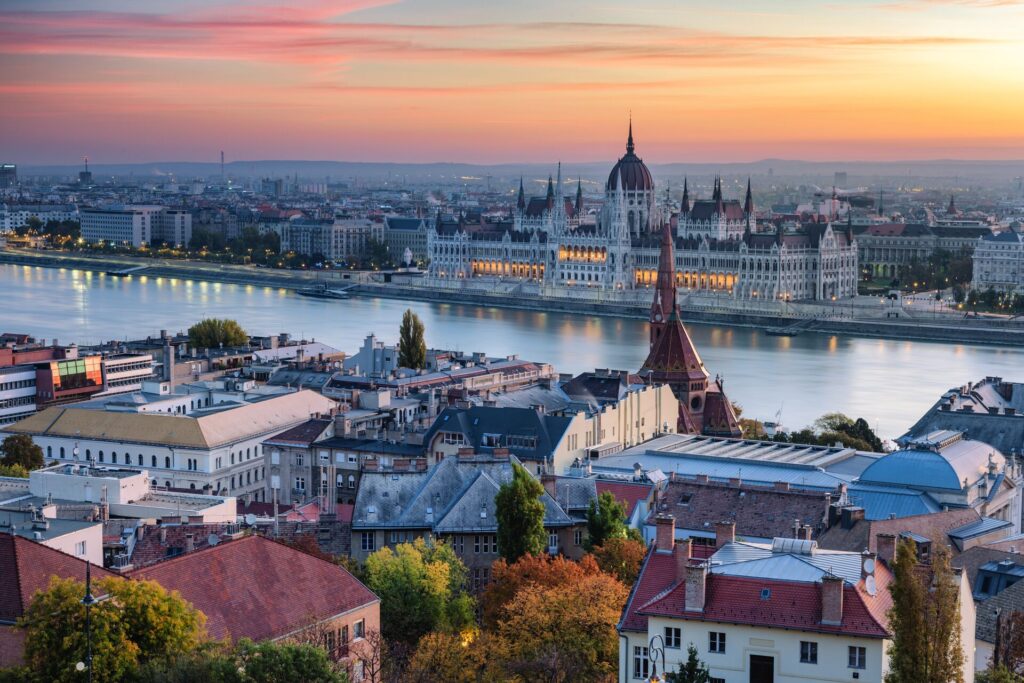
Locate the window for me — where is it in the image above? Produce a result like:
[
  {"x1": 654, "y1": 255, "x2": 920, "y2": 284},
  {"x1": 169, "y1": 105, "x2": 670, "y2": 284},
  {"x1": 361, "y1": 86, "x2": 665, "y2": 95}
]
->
[
  {"x1": 848, "y1": 646, "x2": 866, "y2": 669},
  {"x1": 112, "y1": 452, "x2": 117, "y2": 464},
  {"x1": 800, "y1": 641, "x2": 818, "y2": 664},
  {"x1": 353, "y1": 619, "x2": 365, "y2": 639},
  {"x1": 295, "y1": 453, "x2": 304, "y2": 466},
  {"x1": 633, "y1": 646, "x2": 649, "y2": 679},
  {"x1": 710, "y1": 678, "x2": 726, "y2": 683},
  {"x1": 151, "y1": 455, "x2": 157, "y2": 467},
  {"x1": 75, "y1": 541, "x2": 86, "y2": 556},
  {"x1": 665, "y1": 627, "x2": 681, "y2": 649},
  {"x1": 709, "y1": 632, "x2": 726, "y2": 653},
  {"x1": 474, "y1": 535, "x2": 494, "y2": 554},
  {"x1": 348, "y1": 475, "x2": 356, "y2": 489},
  {"x1": 98, "y1": 451, "x2": 104, "y2": 462},
  {"x1": 295, "y1": 477, "x2": 305, "y2": 492},
  {"x1": 453, "y1": 536, "x2": 465, "y2": 554},
  {"x1": 361, "y1": 532, "x2": 375, "y2": 552},
  {"x1": 548, "y1": 532, "x2": 558, "y2": 553},
  {"x1": 165, "y1": 456, "x2": 171, "y2": 468},
  {"x1": 574, "y1": 530, "x2": 583, "y2": 546}
]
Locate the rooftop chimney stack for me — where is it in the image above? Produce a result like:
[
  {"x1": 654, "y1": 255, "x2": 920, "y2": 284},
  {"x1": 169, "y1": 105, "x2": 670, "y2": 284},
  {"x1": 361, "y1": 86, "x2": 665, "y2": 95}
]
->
[
  {"x1": 185, "y1": 533, "x2": 195, "y2": 553},
  {"x1": 675, "y1": 537, "x2": 692, "y2": 582},
  {"x1": 655, "y1": 514, "x2": 676, "y2": 553},
  {"x1": 715, "y1": 520, "x2": 736, "y2": 548},
  {"x1": 684, "y1": 562, "x2": 707, "y2": 612},
  {"x1": 820, "y1": 574, "x2": 844, "y2": 626},
  {"x1": 876, "y1": 533, "x2": 897, "y2": 565}
]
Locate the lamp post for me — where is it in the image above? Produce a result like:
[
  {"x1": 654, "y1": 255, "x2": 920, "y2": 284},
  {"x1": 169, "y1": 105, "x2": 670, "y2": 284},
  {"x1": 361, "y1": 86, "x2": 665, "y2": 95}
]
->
[
  {"x1": 648, "y1": 634, "x2": 666, "y2": 682},
  {"x1": 77, "y1": 562, "x2": 109, "y2": 683}
]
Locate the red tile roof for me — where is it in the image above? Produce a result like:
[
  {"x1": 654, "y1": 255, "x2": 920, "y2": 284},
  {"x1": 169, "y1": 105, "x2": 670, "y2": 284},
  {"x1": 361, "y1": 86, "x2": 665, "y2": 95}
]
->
[
  {"x1": 0, "y1": 532, "x2": 117, "y2": 624},
  {"x1": 596, "y1": 480, "x2": 652, "y2": 519},
  {"x1": 620, "y1": 542, "x2": 892, "y2": 639},
  {"x1": 130, "y1": 535, "x2": 377, "y2": 642}
]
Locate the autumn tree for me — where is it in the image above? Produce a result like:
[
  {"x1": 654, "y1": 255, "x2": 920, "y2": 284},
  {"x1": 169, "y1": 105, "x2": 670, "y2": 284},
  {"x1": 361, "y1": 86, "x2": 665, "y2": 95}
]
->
[
  {"x1": 402, "y1": 631, "x2": 507, "y2": 683},
  {"x1": 492, "y1": 558, "x2": 628, "y2": 682},
  {"x1": 137, "y1": 639, "x2": 347, "y2": 683},
  {"x1": 397, "y1": 309, "x2": 426, "y2": 370},
  {"x1": 482, "y1": 554, "x2": 602, "y2": 629},
  {"x1": 991, "y1": 610, "x2": 1024, "y2": 674},
  {"x1": 885, "y1": 540, "x2": 965, "y2": 683},
  {"x1": 495, "y1": 463, "x2": 547, "y2": 563},
  {"x1": 18, "y1": 576, "x2": 206, "y2": 683},
  {"x1": 0, "y1": 434, "x2": 44, "y2": 470},
  {"x1": 665, "y1": 643, "x2": 710, "y2": 683},
  {"x1": 591, "y1": 536, "x2": 647, "y2": 585},
  {"x1": 363, "y1": 538, "x2": 474, "y2": 647},
  {"x1": 0, "y1": 463, "x2": 30, "y2": 478},
  {"x1": 187, "y1": 317, "x2": 248, "y2": 350}
]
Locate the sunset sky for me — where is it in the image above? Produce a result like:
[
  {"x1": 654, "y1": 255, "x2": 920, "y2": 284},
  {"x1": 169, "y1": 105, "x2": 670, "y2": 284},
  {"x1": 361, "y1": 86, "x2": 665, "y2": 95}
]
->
[{"x1": 3, "y1": 0, "x2": 1023, "y2": 165}]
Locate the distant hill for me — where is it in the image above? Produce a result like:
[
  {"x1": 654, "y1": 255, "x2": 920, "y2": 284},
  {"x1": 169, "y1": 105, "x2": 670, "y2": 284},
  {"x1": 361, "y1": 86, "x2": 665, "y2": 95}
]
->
[{"x1": 17, "y1": 158, "x2": 1024, "y2": 183}]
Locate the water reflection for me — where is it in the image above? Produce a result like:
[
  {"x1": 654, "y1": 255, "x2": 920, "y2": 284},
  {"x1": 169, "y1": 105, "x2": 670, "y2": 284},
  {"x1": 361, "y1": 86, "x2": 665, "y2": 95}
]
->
[{"x1": 4, "y1": 263, "x2": 1022, "y2": 438}]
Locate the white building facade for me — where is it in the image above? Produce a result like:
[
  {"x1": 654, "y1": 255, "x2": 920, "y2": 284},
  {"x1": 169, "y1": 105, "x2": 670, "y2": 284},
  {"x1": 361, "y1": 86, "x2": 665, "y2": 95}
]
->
[{"x1": 972, "y1": 231, "x2": 1024, "y2": 293}]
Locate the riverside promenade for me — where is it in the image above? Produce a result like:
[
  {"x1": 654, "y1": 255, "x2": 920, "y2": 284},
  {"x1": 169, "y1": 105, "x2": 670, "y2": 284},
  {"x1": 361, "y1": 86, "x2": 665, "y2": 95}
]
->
[{"x1": 5, "y1": 247, "x2": 1024, "y2": 347}]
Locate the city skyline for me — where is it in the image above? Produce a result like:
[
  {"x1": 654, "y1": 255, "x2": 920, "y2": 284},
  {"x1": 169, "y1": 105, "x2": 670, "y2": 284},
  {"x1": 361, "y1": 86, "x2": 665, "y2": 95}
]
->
[{"x1": 3, "y1": 0, "x2": 1024, "y2": 165}]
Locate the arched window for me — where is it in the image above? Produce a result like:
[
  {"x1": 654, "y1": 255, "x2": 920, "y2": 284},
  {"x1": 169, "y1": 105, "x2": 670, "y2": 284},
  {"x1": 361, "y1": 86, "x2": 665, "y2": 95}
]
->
[
  {"x1": 151, "y1": 456, "x2": 157, "y2": 467},
  {"x1": 165, "y1": 456, "x2": 171, "y2": 469},
  {"x1": 98, "y1": 450, "x2": 104, "y2": 462},
  {"x1": 47, "y1": 446, "x2": 52, "y2": 458},
  {"x1": 112, "y1": 452, "x2": 118, "y2": 464},
  {"x1": 138, "y1": 454, "x2": 143, "y2": 466},
  {"x1": 59, "y1": 446, "x2": 65, "y2": 458},
  {"x1": 189, "y1": 483, "x2": 195, "y2": 490},
  {"x1": 85, "y1": 449, "x2": 91, "y2": 460},
  {"x1": 231, "y1": 476, "x2": 235, "y2": 489},
  {"x1": 165, "y1": 481, "x2": 171, "y2": 488}
]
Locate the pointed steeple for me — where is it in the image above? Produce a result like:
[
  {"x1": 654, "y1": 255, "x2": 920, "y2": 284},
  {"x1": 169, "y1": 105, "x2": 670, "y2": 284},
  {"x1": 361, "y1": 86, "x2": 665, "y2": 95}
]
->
[
  {"x1": 878, "y1": 188, "x2": 885, "y2": 217},
  {"x1": 555, "y1": 162, "x2": 563, "y2": 212},
  {"x1": 775, "y1": 220, "x2": 785, "y2": 246},
  {"x1": 546, "y1": 174, "x2": 554, "y2": 209},
  {"x1": 948, "y1": 193, "x2": 957, "y2": 215},
  {"x1": 626, "y1": 116, "x2": 635, "y2": 155},
  {"x1": 744, "y1": 178, "x2": 754, "y2": 215},
  {"x1": 681, "y1": 177, "x2": 690, "y2": 213},
  {"x1": 714, "y1": 176, "x2": 724, "y2": 215},
  {"x1": 516, "y1": 177, "x2": 526, "y2": 210},
  {"x1": 575, "y1": 179, "x2": 583, "y2": 214},
  {"x1": 650, "y1": 222, "x2": 678, "y2": 328}
]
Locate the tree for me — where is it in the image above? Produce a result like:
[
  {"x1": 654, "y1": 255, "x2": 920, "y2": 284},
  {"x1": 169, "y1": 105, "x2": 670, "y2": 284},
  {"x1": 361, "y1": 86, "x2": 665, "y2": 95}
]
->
[
  {"x1": 482, "y1": 554, "x2": 602, "y2": 629},
  {"x1": 977, "y1": 666, "x2": 1024, "y2": 683},
  {"x1": 590, "y1": 536, "x2": 647, "y2": 585},
  {"x1": 664, "y1": 643, "x2": 710, "y2": 683},
  {"x1": 885, "y1": 540, "x2": 965, "y2": 683},
  {"x1": 363, "y1": 538, "x2": 474, "y2": 647},
  {"x1": 585, "y1": 491, "x2": 629, "y2": 551},
  {"x1": 991, "y1": 610, "x2": 1024, "y2": 674},
  {"x1": 18, "y1": 576, "x2": 206, "y2": 683},
  {"x1": 402, "y1": 631, "x2": 506, "y2": 683},
  {"x1": 397, "y1": 309, "x2": 426, "y2": 370},
  {"x1": 0, "y1": 463, "x2": 30, "y2": 478},
  {"x1": 187, "y1": 318, "x2": 248, "y2": 350},
  {"x1": 232, "y1": 639, "x2": 346, "y2": 683},
  {"x1": 495, "y1": 463, "x2": 547, "y2": 563},
  {"x1": 492, "y1": 559, "x2": 628, "y2": 682},
  {"x1": 0, "y1": 434, "x2": 44, "y2": 471}
]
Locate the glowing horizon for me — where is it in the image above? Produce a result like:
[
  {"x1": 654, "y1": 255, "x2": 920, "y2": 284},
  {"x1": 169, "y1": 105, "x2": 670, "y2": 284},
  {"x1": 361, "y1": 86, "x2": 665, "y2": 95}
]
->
[{"x1": 3, "y1": 0, "x2": 1024, "y2": 165}]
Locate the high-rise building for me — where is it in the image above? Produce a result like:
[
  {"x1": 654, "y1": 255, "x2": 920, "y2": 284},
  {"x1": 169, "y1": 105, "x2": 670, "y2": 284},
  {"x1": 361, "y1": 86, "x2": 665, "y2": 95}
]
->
[
  {"x1": 0, "y1": 164, "x2": 16, "y2": 188},
  {"x1": 80, "y1": 205, "x2": 191, "y2": 247}
]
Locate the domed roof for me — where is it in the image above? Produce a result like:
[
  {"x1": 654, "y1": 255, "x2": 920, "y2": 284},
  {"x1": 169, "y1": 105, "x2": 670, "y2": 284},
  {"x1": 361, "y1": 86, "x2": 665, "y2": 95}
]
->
[
  {"x1": 606, "y1": 122, "x2": 654, "y2": 193},
  {"x1": 858, "y1": 433, "x2": 1002, "y2": 492}
]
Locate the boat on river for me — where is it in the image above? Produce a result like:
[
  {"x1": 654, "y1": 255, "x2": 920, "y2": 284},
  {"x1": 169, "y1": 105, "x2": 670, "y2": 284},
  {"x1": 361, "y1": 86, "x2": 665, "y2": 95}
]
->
[{"x1": 296, "y1": 282, "x2": 348, "y2": 299}]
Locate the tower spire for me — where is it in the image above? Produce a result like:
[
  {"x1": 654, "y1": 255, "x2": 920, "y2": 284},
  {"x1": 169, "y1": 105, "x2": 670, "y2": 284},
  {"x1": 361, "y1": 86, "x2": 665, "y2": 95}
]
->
[
  {"x1": 575, "y1": 178, "x2": 583, "y2": 214},
  {"x1": 715, "y1": 176, "x2": 724, "y2": 215},
  {"x1": 546, "y1": 174, "x2": 554, "y2": 208},
  {"x1": 681, "y1": 177, "x2": 690, "y2": 213},
  {"x1": 626, "y1": 116, "x2": 635, "y2": 155},
  {"x1": 516, "y1": 176, "x2": 525, "y2": 210},
  {"x1": 744, "y1": 178, "x2": 754, "y2": 215}
]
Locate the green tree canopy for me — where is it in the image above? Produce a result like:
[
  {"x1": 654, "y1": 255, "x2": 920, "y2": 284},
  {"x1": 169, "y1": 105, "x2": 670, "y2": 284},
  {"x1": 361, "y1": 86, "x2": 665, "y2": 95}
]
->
[
  {"x1": 0, "y1": 434, "x2": 44, "y2": 471},
  {"x1": 187, "y1": 318, "x2": 248, "y2": 350},
  {"x1": 885, "y1": 540, "x2": 965, "y2": 683},
  {"x1": 584, "y1": 490, "x2": 629, "y2": 551},
  {"x1": 134, "y1": 639, "x2": 347, "y2": 683},
  {"x1": 665, "y1": 643, "x2": 711, "y2": 683},
  {"x1": 363, "y1": 538, "x2": 474, "y2": 647},
  {"x1": 495, "y1": 463, "x2": 547, "y2": 563},
  {"x1": 397, "y1": 309, "x2": 426, "y2": 370},
  {"x1": 18, "y1": 576, "x2": 206, "y2": 683}
]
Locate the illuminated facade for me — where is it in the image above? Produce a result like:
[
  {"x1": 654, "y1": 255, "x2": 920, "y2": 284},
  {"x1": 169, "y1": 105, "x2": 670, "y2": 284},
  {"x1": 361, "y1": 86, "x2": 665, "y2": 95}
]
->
[
  {"x1": 36, "y1": 356, "x2": 104, "y2": 406},
  {"x1": 426, "y1": 124, "x2": 858, "y2": 302}
]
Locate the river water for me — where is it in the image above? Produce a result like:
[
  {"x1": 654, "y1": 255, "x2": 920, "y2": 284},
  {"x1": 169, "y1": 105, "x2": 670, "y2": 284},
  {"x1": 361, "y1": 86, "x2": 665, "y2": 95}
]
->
[{"x1": 3, "y1": 262, "x2": 1021, "y2": 439}]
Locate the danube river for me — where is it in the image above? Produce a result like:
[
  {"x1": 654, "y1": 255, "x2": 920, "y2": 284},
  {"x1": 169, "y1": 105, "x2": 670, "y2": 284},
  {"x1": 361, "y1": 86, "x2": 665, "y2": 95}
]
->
[{"x1": 4, "y1": 262, "x2": 1022, "y2": 439}]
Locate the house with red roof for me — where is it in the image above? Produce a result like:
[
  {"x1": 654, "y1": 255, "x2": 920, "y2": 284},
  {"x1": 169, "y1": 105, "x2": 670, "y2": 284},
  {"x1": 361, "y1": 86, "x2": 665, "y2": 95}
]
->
[{"x1": 618, "y1": 515, "x2": 976, "y2": 683}]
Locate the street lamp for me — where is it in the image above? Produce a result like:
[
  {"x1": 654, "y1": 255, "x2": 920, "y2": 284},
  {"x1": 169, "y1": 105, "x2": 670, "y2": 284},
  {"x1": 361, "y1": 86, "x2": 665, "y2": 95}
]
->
[
  {"x1": 648, "y1": 634, "x2": 666, "y2": 682},
  {"x1": 77, "y1": 562, "x2": 110, "y2": 683}
]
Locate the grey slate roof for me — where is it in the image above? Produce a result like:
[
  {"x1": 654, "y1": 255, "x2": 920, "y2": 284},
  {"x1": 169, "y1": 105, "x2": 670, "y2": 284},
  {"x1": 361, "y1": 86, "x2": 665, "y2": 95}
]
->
[
  {"x1": 353, "y1": 454, "x2": 577, "y2": 532},
  {"x1": 976, "y1": 578, "x2": 1024, "y2": 644},
  {"x1": 948, "y1": 517, "x2": 1012, "y2": 541},
  {"x1": 423, "y1": 406, "x2": 574, "y2": 464}
]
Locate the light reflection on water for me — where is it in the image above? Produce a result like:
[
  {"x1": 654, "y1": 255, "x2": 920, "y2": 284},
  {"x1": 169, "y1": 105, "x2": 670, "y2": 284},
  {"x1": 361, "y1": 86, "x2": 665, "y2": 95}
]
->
[{"x1": 4, "y1": 263, "x2": 1023, "y2": 439}]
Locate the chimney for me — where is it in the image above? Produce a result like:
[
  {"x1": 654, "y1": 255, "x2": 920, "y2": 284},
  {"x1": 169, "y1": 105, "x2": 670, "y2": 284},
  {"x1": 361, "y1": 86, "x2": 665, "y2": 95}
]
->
[
  {"x1": 540, "y1": 473, "x2": 558, "y2": 500},
  {"x1": 840, "y1": 506, "x2": 865, "y2": 529},
  {"x1": 774, "y1": 481, "x2": 790, "y2": 492},
  {"x1": 876, "y1": 533, "x2": 897, "y2": 565},
  {"x1": 684, "y1": 562, "x2": 707, "y2": 612},
  {"x1": 675, "y1": 538, "x2": 692, "y2": 582},
  {"x1": 655, "y1": 514, "x2": 676, "y2": 553},
  {"x1": 792, "y1": 519, "x2": 802, "y2": 538},
  {"x1": 820, "y1": 574, "x2": 844, "y2": 626},
  {"x1": 160, "y1": 526, "x2": 167, "y2": 545},
  {"x1": 715, "y1": 520, "x2": 736, "y2": 548},
  {"x1": 184, "y1": 533, "x2": 195, "y2": 553},
  {"x1": 799, "y1": 525, "x2": 813, "y2": 541}
]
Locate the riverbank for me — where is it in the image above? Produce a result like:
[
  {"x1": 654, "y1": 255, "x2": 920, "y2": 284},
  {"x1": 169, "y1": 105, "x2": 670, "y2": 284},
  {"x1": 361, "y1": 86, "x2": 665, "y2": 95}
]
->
[{"x1": 5, "y1": 247, "x2": 1024, "y2": 347}]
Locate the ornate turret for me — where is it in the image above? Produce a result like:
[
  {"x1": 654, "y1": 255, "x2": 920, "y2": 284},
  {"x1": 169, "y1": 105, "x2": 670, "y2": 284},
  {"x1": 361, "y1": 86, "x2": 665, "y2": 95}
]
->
[
  {"x1": 947, "y1": 194, "x2": 958, "y2": 215},
  {"x1": 681, "y1": 177, "x2": 690, "y2": 213},
  {"x1": 516, "y1": 177, "x2": 526, "y2": 211},
  {"x1": 714, "y1": 176, "x2": 725, "y2": 216},
  {"x1": 878, "y1": 188, "x2": 885, "y2": 217},
  {"x1": 575, "y1": 179, "x2": 583, "y2": 215},
  {"x1": 744, "y1": 178, "x2": 754, "y2": 215},
  {"x1": 546, "y1": 174, "x2": 555, "y2": 209},
  {"x1": 649, "y1": 222, "x2": 678, "y2": 342}
]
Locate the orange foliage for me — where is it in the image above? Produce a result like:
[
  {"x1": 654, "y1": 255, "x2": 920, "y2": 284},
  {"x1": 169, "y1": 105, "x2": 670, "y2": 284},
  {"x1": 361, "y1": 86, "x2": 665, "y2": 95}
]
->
[
  {"x1": 481, "y1": 553, "x2": 602, "y2": 629},
  {"x1": 591, "y1": 537, "x2": 647, "y2": 585}
]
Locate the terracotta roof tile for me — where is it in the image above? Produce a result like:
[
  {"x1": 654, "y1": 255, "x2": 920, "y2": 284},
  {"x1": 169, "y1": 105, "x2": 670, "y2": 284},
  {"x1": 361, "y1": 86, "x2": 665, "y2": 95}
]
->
[
  {"x1": 596, "y1": 481, "x2": 652, "y2": 519},
  {"x1": 130, "y1": 535, "x2": 377, "y2": 642}
]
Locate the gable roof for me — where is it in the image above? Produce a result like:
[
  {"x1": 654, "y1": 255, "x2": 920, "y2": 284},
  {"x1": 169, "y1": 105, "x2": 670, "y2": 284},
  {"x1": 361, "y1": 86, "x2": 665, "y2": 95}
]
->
[
  {"x1": 0, "y1": 532, "x2": 118, "y2": 624},
  {"x1": 7, "y1": 391, "x2": 337, "y2": 450},
  {"x1": 424, "y1": 405, "x2": 575, "y2": 463},
  {"x1": 130, "y1": 535, "x2": 377, "y2": 642}
]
